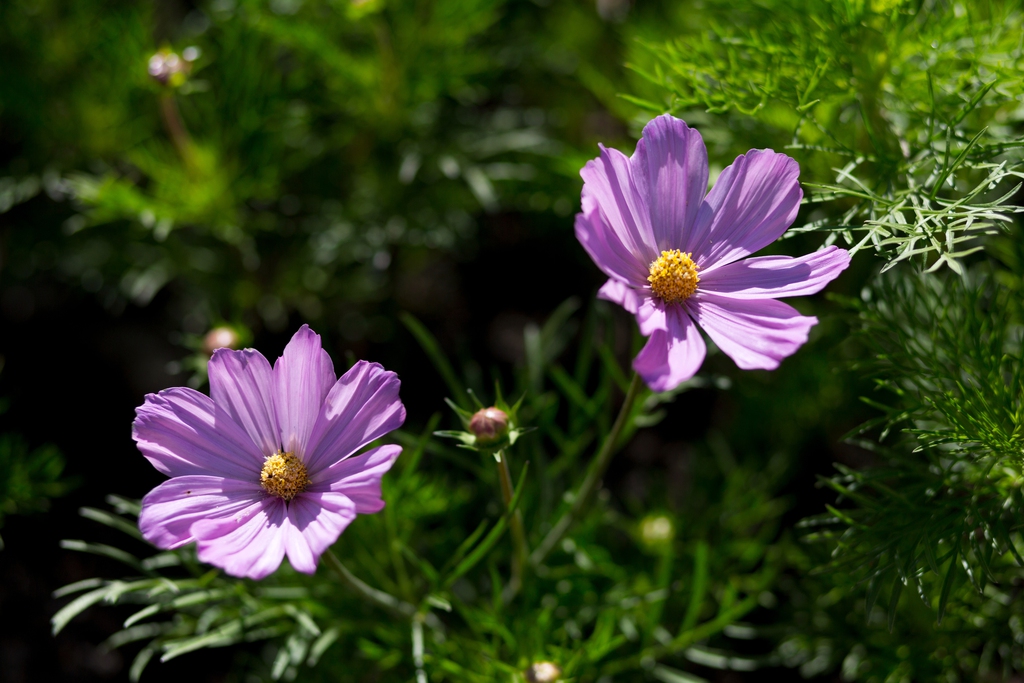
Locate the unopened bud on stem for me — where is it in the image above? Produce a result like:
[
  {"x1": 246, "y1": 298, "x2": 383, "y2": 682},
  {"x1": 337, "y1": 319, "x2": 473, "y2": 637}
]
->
[
  {"x1": 148, "y1": 48, "x2": 197, "y2": 86},
  {"x1": 469, "y1": 407, "x2": 508, "y2": 444},
  {"x1": 203, "y1": 326, "x2": 241, "y2": 355},
  {"x1": 525, "y1": 662, "x2": 562, "y2": 683}
]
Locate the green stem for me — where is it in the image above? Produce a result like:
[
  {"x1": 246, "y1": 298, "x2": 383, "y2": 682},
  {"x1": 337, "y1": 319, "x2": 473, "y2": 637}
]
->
[
  {"x1": 324, "y1": 550, "x2": 415, "y2": 618},
  {"x1": 158, "y1": 93, "x2": 195, "y2": 168},
  {"x1": 384, "y1": 502, "x2": 414, "y2": 601},
  {"x1": 530, "y1": 372, "x2": 644, "y2": 566},
  {"x1": 496, "y1": 449, "x2": 529, "y2": 600}
]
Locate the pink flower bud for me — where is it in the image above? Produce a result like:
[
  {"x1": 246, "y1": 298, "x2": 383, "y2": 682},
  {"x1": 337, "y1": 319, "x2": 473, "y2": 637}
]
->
[
  {"x1": 525, "y1": 662, "x2": 562, "y2": 683},
  {"x1": 148, "y1": 50, "x2": 191, "y2": 85},
  {"x1": 203, "y1": 327, "x2": 241, "y2": 355},
  {"x1": 468, "y1": 407, "x2": 509, "y2": 444}
]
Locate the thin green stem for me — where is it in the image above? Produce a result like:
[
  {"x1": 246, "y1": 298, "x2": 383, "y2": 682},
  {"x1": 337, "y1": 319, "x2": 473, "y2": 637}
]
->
[
  {"x1": 496, "y1": 449, "x2": 529, "y2": 601},
  {"x1": 324, "y1": 549, "x2": 415, "y2": 618},
  {"x1": 530, "y1": 372, "x2": 644, "y2": 566},
  {"x1": 158, "y1": 93, "x2": 195, "y2": 168},
  {"x1": 384, "y1": 503, "x2": 414, "y2": 601}
]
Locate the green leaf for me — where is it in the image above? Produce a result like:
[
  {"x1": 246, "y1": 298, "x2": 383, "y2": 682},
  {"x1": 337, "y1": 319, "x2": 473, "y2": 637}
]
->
[
  {"x1": 680, "y1": 541, "x2": 709, "y2": 633},
  {"x1": 864, "y1": 572, "x2": 881, "y2": 622},
  {"x1": 79, "y1": 506, "x2": 143, "y2": 540},
  {"x1": 653, "y1": 664, "x2": 710, "y2": 683},
  {"x1": 937, "y1": 543, "x2": 960, "y2": 625},
  {"x1": 160, "y1": 622, "x2": 242, "y2": 662},
  {"x1": 306, "y1": 627, "x2": 339, "y2": 667},
  {"x1": 124, "y1": 604, "x2": 161, "y2": 629},
  {"x1": 59, "y1": 539, "x2": 147, "y2": 573},
  {"x1": 439, "y1": 519, "x2": 490, "y2": 577},
  {"x1": 887, "y1": 573, "x2": 904, "y2": 633},
  {"x1": 53, "y1": 577, "x2": 104, "y2": 599},
  {"x1": 51, "y1": 580, "x2": 151, "y2": 635},
  {"x1": 129, "y1": 646, "x2": 157, "y2": 683},
  {"x1": 103, "y1": 623, "x2": 166, "y2": 649},
  {"x1": 445, "y1": 462, "x2": 529, "y2": 586},
  {"x1": 52, "y1": 585, "x2": 115, "y2": 635}
]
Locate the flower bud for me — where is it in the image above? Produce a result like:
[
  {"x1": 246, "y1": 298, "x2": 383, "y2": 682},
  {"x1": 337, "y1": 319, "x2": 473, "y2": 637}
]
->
[
  {"x1": 468, "y1": 407, "x2": 509, "y2": 444},
  {"x1": 203, "y1": 326, "x2": 241, "y2": 355},
  {"x1": 639, "y1": 514, "x2": 674, "y2": 547},
  {"x1": 148, "y1": 49, "x2": 192, "y2": 86},
  {"x1": 525, "y1": 662, "x2": 562, "y2": 683}
]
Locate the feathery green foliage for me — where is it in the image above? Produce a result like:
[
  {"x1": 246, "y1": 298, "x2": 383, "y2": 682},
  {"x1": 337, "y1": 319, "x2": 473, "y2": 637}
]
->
[
  {"x1": 808, "y1": 262, "x2": 1023, "y2": 616},
  {"x1": 630, "y1": 0, "x2": 1024, "y2": 272},
  {"x1": 624, "y1": 1, "x2": 1024, "y2": 679},
  {"x1": 0, "y1": 0, "x2": 588, "y2": 337}
]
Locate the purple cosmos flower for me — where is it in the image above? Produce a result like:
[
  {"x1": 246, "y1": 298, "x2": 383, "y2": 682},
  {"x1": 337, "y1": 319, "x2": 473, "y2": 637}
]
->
[
  {"x1": 133, "y1": 325, "x2": 405, "y2": 579},
  {"x1": 575, "y1": 114, "x2": 851, "y2": 391}
]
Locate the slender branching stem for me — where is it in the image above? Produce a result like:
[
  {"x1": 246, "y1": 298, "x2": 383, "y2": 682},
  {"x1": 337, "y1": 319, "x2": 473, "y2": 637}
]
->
[
  {"x1": 495, "y1": 449, "x2": 529, "y2": 601},
  {"x1": 530, "y1": 372, "x2": 644, "y2": 567},
  {"x1": 324, "y1": 549, "x2": 415, "y2": 618}
]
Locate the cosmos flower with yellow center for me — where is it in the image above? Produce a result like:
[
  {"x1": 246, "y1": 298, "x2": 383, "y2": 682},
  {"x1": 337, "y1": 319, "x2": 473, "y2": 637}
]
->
[
  {"x1": 133, "y1": 325, "x2": 405, "y2": 579},
  {"x1": 575, "y1": 114, "x2": 851, "y2": 391}
]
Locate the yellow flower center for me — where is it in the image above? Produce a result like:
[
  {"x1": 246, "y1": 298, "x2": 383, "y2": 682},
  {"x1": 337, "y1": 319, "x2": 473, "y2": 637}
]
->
[
  {"x1": 260, "y1": 451, "x2": 310, "y2": 501},
  {"x1": 648, "y1": 250, "x2": 700, "y2": 303}
]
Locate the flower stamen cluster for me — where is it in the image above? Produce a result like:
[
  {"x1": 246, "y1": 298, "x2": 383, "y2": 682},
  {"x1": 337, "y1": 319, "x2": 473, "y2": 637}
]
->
[
  {"x1": 648, "y1": 249, "x2": 699, "y2": 303},
  {"x1": 260, "y1": 451, "x2": 310, "y2": 501}
]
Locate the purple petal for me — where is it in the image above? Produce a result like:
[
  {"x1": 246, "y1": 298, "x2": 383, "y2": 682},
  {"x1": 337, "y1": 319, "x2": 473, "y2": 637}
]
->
[
  {"x1": 283, "y1": 493, "x2": 358, "y2": 574},
  {"x1": 138, "y1": 475, "x2": 261, "y2": 549},
  {"x1": 133, "y1": 387, "x2": 265, "y2": 479},
  {"x1": 597, "y1": 279, "x2": 644, "y2": 315},
  {"x1": 580, "y1": 145, "x2": 658, "y2": 265},
  {"x1": 700, "y1": 246, "x2": 851, "y2": 298},
  {"x1": 632, "y1": 306, "x2": 707, "y2": 392},
  {"x1": 575, "y1": 211, "x2": 651, "y2": 287},
  {"x1": 635, "y1": 296, "x2": 667, "y2": 336},
  {"x1": 633, "y1": 115, "x2": 709, "y2": 251},
  {"x1": 210, "y1": 348, "x2": 281, "y2": 457},
  {"x1": 192, "y1": 497, "x2": 287, "y2": 580},
  {"x1": 691, "y1": 294, "x2": 817, "y2": 370},
  {"x1": 304, "y1": 361, "x2": 406, "y2": 474},
  {"x1": 273, "y1": 325, "x2": 336, "y2": 460},
  {"x1": 308, "y1": 444, "x2": 401, "y2": 513},
  {"x1": 687, "y1": 150, "x2": 802, "y2": 268}
]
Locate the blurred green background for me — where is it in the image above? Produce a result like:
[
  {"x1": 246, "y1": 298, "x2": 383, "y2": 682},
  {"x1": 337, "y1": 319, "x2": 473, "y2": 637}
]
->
[{"x1": 3, "y1": 0, "x2": 1022, "y2": 682}]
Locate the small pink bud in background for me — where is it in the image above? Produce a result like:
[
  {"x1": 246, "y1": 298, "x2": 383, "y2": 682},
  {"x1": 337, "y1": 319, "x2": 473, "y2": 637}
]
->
[
  {"x1": 203, "y1": 326, "x2": 240, "y2": 355},
  {"x1": 469, "y1": 407, "x2": 508, "y2": 444},
  {"x1": 148, "y1": 48, "x2": 195, "y2": 86},
  {"x1": 525, "y1": 662, "x2": 562, "y2": 683}
]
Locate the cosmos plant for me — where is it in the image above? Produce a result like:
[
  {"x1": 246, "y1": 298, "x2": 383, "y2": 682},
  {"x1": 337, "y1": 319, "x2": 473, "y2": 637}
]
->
[{"x1": 40, "y1": 4, "x2": 1024, "y2": 681}]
